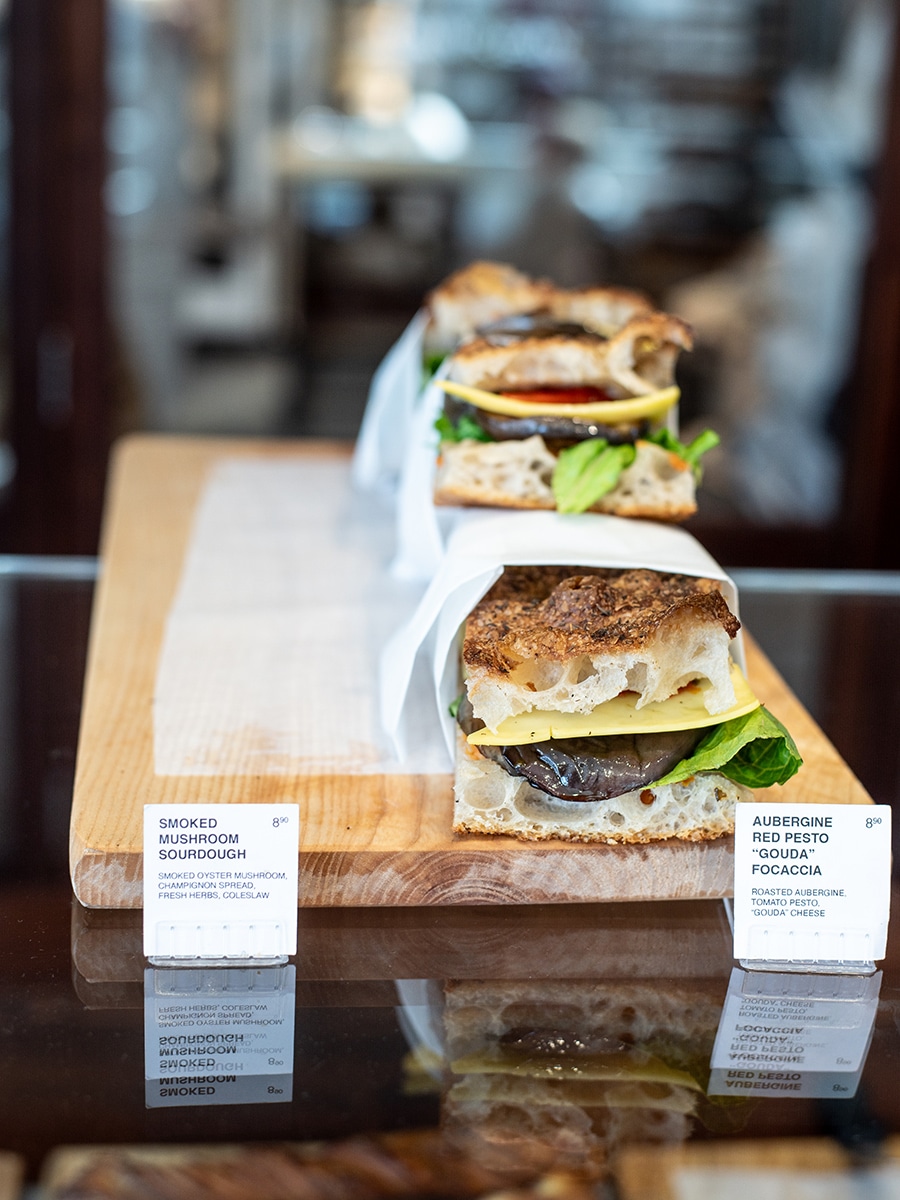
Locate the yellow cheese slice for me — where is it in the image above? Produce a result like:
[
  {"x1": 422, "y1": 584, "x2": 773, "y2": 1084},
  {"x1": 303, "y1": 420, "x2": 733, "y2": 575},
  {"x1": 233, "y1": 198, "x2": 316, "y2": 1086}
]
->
[
  {"x1": 436, "y1": 379, "x2": 679, "y2": 422},
  {"x1": 467, "y1": 661, "x2": 759, "y2": 746}
]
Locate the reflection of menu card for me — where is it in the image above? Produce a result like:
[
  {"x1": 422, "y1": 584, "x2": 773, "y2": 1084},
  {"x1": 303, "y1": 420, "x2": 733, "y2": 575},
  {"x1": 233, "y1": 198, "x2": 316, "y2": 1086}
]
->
[
  {"x1": 707, "y1": 967, "x2": 880, "y2": 1100},
  {"x1": 144, "y1": 966, "x2": 295, "y2": 1108}
]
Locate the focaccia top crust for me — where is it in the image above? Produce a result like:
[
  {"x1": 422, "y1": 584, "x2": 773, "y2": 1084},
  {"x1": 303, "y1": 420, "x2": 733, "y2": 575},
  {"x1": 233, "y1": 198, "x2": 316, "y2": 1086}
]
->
[{"x1": 462, "y1": 567, "x2": 739, "y2": 678}]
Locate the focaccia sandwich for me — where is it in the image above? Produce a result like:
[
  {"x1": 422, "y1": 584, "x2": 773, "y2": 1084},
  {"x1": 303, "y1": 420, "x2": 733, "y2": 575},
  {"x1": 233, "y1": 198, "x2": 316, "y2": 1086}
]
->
[{"x1": 452, "y1": 565, "x2": 801, "y2": 843}]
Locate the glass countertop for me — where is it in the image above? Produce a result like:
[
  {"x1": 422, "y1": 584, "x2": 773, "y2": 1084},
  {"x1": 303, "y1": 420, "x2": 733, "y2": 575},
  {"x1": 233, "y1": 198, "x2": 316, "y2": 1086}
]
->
[{"x1": 2, "y1": 560, "x2": 900, "y2": 1198}]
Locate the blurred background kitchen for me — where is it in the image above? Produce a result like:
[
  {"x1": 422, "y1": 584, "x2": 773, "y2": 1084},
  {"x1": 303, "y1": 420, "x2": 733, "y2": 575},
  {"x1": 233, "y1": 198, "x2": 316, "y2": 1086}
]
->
[{"x1": 0, "y1": 0, "x2": 897, "y2": 566}]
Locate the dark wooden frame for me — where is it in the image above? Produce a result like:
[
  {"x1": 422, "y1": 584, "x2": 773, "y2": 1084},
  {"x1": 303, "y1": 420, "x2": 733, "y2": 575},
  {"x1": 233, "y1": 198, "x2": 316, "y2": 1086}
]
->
[
  {"x1": 840, "y1": 13, "x2": 900, "y2": 571},
  {"x1": 4, "y1": 0, "x2": 110, "y2": 555}
]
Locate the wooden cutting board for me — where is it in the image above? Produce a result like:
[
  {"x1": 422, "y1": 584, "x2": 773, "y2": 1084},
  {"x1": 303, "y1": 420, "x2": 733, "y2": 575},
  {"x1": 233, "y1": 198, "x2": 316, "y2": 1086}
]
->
[{"x1": 69, "y1": 435, "x2": 872, "y2": 909}]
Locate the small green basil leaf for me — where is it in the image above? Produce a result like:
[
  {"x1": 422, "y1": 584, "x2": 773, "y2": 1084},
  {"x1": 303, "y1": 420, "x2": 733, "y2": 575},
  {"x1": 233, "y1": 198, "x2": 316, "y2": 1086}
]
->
[{"x1": 647, "y1": 427, "x2": 720, "y2": 480}]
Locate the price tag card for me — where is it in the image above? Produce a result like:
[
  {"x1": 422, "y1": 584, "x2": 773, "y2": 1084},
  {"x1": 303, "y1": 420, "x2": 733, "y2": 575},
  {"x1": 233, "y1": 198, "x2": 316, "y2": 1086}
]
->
[
  {"x1": 707, "y1": 967, "x2": 880, "y2": 1100},
  {"x1": 143, "y1": 804, "x2": 299, "y2": 962},
  {"x1": 733, "y1": 803, "x2": 891, "y2": 969},
  {"x1": 144, "y1": 965, "x2": 295, "y2": 1107}
]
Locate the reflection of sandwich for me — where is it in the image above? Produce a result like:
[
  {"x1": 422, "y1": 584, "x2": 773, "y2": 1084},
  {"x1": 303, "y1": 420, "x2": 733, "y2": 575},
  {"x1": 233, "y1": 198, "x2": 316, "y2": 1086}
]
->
[
  {"x1": 432, "y1": 314, "x2": 715, "y2": 519},
  {"x1": 441, "y1": 978, "x2": 727, "y2": 1179},
  {"x1": 453, "y1": 565, "x2": 801, "y2": 842}
]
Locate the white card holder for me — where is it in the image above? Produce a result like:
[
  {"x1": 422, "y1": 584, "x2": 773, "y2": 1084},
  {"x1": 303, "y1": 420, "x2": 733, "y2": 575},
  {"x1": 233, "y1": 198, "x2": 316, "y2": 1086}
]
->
[
  {"x1": 731, "y1": 804, "x2": 891, "y2": 976},
  {"x1": 147, "y1": 920, "x2": 291, "y2": 966},
  {"x1": 143, "y1": 804, "x2": 300, "y2": 963}
]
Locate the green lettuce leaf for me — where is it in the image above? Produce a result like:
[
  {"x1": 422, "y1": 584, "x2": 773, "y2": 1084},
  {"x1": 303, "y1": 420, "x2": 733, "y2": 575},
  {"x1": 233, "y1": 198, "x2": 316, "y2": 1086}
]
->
[
  {"x1": 552, "y1": 440, "x2": 636, "y2": 514},
  {"x1": 435, "y1": 412, "x2": 493, "y2": 444},
  {"x1": 653, "y1": 706, "x2": 802, "y2": 790}
]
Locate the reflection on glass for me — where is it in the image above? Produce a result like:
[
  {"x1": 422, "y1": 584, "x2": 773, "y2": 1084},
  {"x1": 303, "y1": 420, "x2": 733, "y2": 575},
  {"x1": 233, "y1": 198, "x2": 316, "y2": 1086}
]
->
[
  {"x1": 398, "y1": 969, "x2": 883, "y2": 1186},
  {"x1": 397, "y1": 963, "x2": 739, "y2": 1186},
  {"x1": 143, "y1": 964, "x2": 295, "y2": 1108},
  {"x1": 708, "y1": 967, "x2": 880, "y2": 1101}
]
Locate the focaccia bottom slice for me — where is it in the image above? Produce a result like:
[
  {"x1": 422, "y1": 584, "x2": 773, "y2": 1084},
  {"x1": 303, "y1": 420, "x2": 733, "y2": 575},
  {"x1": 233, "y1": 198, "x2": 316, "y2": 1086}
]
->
[
  {"x1": 434, "y1": 436, "x2": 697, "y2": 521},
  {"x1": 453, "y1": 730, "x2": 749, "y2": 843}
]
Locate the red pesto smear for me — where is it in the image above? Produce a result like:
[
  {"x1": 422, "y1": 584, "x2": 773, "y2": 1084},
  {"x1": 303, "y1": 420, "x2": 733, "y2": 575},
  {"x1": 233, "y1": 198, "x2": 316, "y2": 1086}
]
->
[{"x1": 499, "y1": 386, "x2": 614, "y2": 405}]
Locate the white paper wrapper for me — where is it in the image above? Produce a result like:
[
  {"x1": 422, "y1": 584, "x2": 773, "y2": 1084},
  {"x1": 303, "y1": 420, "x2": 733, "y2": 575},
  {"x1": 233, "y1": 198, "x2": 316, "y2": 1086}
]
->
[
  {"x1": 380, "y1": 512, "x2": 743, "y2": 766},
  {"x1": 391, "y1": 367, "x2": 455, "y2": 581},
  {"x1": 351, "y1": 308, "x2": 428, "y2": 494},
  {"x1": 154, "y1": 457, "x2": 448, "y2": 776},
  {"x1": 390, "y1": 372, "x2": 685, "y2": 583}
]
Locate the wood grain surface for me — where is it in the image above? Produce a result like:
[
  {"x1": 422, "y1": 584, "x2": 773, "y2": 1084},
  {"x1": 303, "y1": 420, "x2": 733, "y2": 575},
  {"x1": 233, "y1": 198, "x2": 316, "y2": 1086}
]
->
[{"x1": 69, "y1": 435, "x2": 873, "y2": 909}]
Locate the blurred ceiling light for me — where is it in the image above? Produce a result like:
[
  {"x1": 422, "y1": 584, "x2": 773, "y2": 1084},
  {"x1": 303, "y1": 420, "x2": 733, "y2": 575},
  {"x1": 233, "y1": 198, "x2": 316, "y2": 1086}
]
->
[
  {"x1": 339, "y1": 1, "x2": 416, "y2": 124},
  {"x1": 106, "y1": 106, "x2": 155, "y2": 156},
  {"x1": 352, "y1": 69, "x2": 413, "y2": 127},
  {"x1": 404, "y1": 92, "x2": 470, "y2": 161},
  {"x1": 105, "y1": 166, "x2": 158, "y2": 216},
  {"x1": 292, "y1": 107, "x2": 347, "y2": 156},
  {"x1": 569, "y1": 163, "x2": 640, "y2": 233},
  {"x1": 117, "y1": 0, "x2": 184, "y2": 11}
]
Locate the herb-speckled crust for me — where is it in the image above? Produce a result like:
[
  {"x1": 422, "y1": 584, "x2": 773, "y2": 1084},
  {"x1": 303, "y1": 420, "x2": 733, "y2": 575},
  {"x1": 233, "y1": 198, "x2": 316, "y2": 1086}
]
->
[{"x1": 462, "y1": 567, "x2": 740, "y2": 679}]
